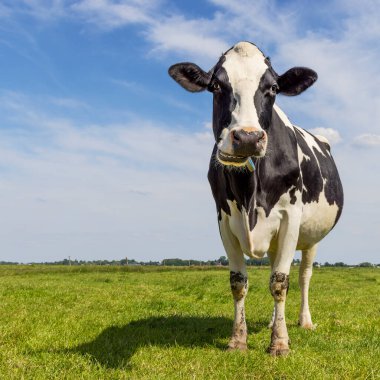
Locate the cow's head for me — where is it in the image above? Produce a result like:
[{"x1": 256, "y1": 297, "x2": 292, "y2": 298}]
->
[{"x1": 169, "y1": 41, "x2": 317, "y2": 167}]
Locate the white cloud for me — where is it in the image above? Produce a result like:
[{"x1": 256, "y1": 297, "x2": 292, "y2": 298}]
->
[
  {"x1": 208, "y1": 0, "x2": 297, "y2": 45},
  {"x1": 352, "y1": 134, "x2": 380, "y2": 147},
  {"x1": 309, "y1": 127, "x2": 342, "y2": 145},
  {"x1": 146, "y1": 15, "x2": 229, "y2": 64},
  {"x1": 71, "y1": 0, "x2": 155, "y2": 28}
]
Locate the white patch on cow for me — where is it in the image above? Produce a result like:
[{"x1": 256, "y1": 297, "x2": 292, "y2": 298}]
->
[
  {"x1": 220, "y1": 201, "x2": 273, "y2": 259},
  {"x1": 273, "y1": 104, "x2": 295, "y2": 130},
  {"x1": 314, "y1": 134, "x2": 332, "y2": 157},
  {"x1": 218, "y1": 210, "x2": 243, "y2": 272},
  {"x1": 294, "y1": 125, "x2": 326, "y2": 158},
  {"x1": 218, "y1": 127, "x2": 233, "y2": 154},
  {"x1": 298, "y1": 190, "x2": 339, "y2": 250},
  {"x1": 217, "y1": 42, "x2": 268, "y2": 156},
  {"x1": 314, "y1": 134, "x2": 329, "y2": 145}
]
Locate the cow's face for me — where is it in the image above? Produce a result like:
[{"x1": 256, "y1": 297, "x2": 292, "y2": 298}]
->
[{"x1": 169, "y1": 41, "x2": 317, "y2": 168}]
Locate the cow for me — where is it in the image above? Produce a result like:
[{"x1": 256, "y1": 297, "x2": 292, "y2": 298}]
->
[{"x1": 168, "y1": 41, "x2": 343, "y2": 356}]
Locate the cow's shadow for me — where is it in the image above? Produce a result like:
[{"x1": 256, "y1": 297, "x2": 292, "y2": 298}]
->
[{"x1": 71, "y1": 315, "x2": 267, "y2": 368}]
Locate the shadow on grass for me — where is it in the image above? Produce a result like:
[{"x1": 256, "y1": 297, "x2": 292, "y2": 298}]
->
[{"x1": 71, "y1": 316, "x2": 267, "y2": 368}]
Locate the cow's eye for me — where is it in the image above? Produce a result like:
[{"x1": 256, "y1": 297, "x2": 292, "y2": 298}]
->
[
  {"x1": 209, "y1": 81, "x2": 220, "y2": 92},
  {"x1": 271, "y1": 84, "x2": 279, "y2": 94}
]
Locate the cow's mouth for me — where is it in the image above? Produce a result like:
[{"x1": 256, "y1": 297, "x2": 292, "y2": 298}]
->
[{"x1": 217, "y1": 150, "x2": 248, "y2": 165}]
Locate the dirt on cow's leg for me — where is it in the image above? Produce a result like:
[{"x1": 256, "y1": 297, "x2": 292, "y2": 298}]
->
[
  {"x1": 268, "y1": 271, "x2": 290, "y2": 356},
  {"x1": 228, "y1": 271, "x2": 248, "y2": 351}
]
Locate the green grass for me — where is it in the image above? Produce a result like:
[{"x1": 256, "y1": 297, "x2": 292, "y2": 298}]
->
[{"x1": 0, "y1": 265, "x2": 379, "y2": 379}]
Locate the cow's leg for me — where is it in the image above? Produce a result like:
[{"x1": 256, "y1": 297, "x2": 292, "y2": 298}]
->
[
  {"x1": 219, "y1": 218, "x2": 248, "y2": 351},
  {"x1": 267, "y1": 251, "x2": 276, "y2": 329},
  {"x1": 228, "y1": 266, "x2": 248, "y2": 350},
  {"x1": 268, "y1": 214, "x2": 300, "y2": 356},
  {"x1": 298, "y1": 244, "x2": 317, "y2": 329}
]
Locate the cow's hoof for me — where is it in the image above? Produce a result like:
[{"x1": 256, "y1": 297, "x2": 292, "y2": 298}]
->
[
  {"x1": 299, "y1": 322, "x2": 316, "y2": 330},
  {"x1": 267, "y1": 340, "x2": 290, "y2": 356},
  {"x1": 227, "y1": 340, "x2": 247, "y2": 351},
  {"x1": 298, "y1": 313, "x2": 316, "y2": 330},
  {"x1": 298, "y1": 318, "x2": 316, "y2": 330}
]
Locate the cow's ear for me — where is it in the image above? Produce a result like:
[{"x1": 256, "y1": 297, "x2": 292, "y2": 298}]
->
[
  {"x1": 277, "y1": 67, "x2": 318, "y2": 96},
  {"x1": 168, "y1": 63, "x2": 211, "y2": 93}
]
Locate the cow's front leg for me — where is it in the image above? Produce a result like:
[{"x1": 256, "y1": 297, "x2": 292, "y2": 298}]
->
[
  {"x1": 219, "y1": 215, "x2": 248, "y2": 351},
  {"x1": 228, "y1": 268, "x2": 248, "y2": 351},
  {"x1": 268, "y1": 214, "x2": 300, "y2": 356},
  {"x1": 269, "y1": 270, "x2": 291, "y2": 356}
]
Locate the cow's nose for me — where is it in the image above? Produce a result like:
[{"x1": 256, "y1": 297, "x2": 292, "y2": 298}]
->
[
  {"x1": 232, "y1": 129, "x2": 264, "y2": 143},
  {"x1": 231, "y1": 129, "x2": 265, "y2": 157}
]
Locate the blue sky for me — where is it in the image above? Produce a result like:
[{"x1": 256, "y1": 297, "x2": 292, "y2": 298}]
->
[{"x1": 0, "y1": 0, "x2": 379, "y2": 264}]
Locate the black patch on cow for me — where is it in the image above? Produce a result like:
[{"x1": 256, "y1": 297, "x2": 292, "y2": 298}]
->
[
  {"x1": 289, "y1": 177, "x2": 302, "y2": 205},
  {"x1": 249, "y1": 208, "x2": 258, "y2": 231},
  {"x1": 289, "y1": 187, "x2": 297, "y2": 204},
  {"x1": 311, "y1": 146, "x2": 344, "y2": 226},
  {"x1": 208, "y1": 144, "x2": 256, "y2": 223},
  {"x1": 254, "y1": 111, "x2": 300, "y2": 217},
  {"x1": 209, "y1": 56, "x2": 237, "y2": 141},
  {"x1": 254, "y1": 69, "x2": 278, "y2": 130},
  {"x1": 207, "y1": 145, "x2": 231, "y2": 219},
  {"x1": 293, "y1": 128, "x2": 324, "y2": 204}
]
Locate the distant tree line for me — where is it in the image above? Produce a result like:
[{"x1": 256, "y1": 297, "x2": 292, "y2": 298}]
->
[
  {"x1": 0, "y1": 257, "x2": 378, "y2": 267},
  {"x1": 318, "y1": 261, "x2": 376, "y2": 268},
  {"x1": 160, "y1": 256, "x2": 271, "y2": 267}
]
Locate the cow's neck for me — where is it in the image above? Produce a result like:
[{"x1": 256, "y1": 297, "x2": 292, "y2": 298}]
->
[{"x1": 210, "y1": 107, "x2": 299, "y2": 221}]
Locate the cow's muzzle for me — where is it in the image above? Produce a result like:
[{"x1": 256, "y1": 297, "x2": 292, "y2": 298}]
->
[
  {"x1": 216, "y1": 127, "x2": 267, "y2": 167},
  {"x1": 231, "y1": 129, "x2": 267, "y2": 157}
]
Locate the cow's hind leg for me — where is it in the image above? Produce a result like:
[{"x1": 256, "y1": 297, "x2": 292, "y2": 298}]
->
[
  {"x1": 267, "y1": 251, "x2": 275, "y2": 329},
  {"x1": 298, "y1": 244, "x2": 317, "y2": 329}
]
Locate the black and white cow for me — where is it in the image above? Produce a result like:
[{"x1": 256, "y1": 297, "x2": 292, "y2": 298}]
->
[{"x1": 168, "y1": 41, "x2": 343, "y2": 356}]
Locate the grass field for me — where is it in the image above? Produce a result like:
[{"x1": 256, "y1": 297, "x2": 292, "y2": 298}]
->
[{"x1": 0, "y1": 265, "x2": 379, "y2": 379}]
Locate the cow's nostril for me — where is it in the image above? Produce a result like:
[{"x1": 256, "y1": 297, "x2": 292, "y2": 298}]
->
[
  {"x1": 257, "y1": 131, "x2": 265, "y2": 141},
  {"x1": 232, "y1": 130, "x2": 241, "y2": 142}
]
